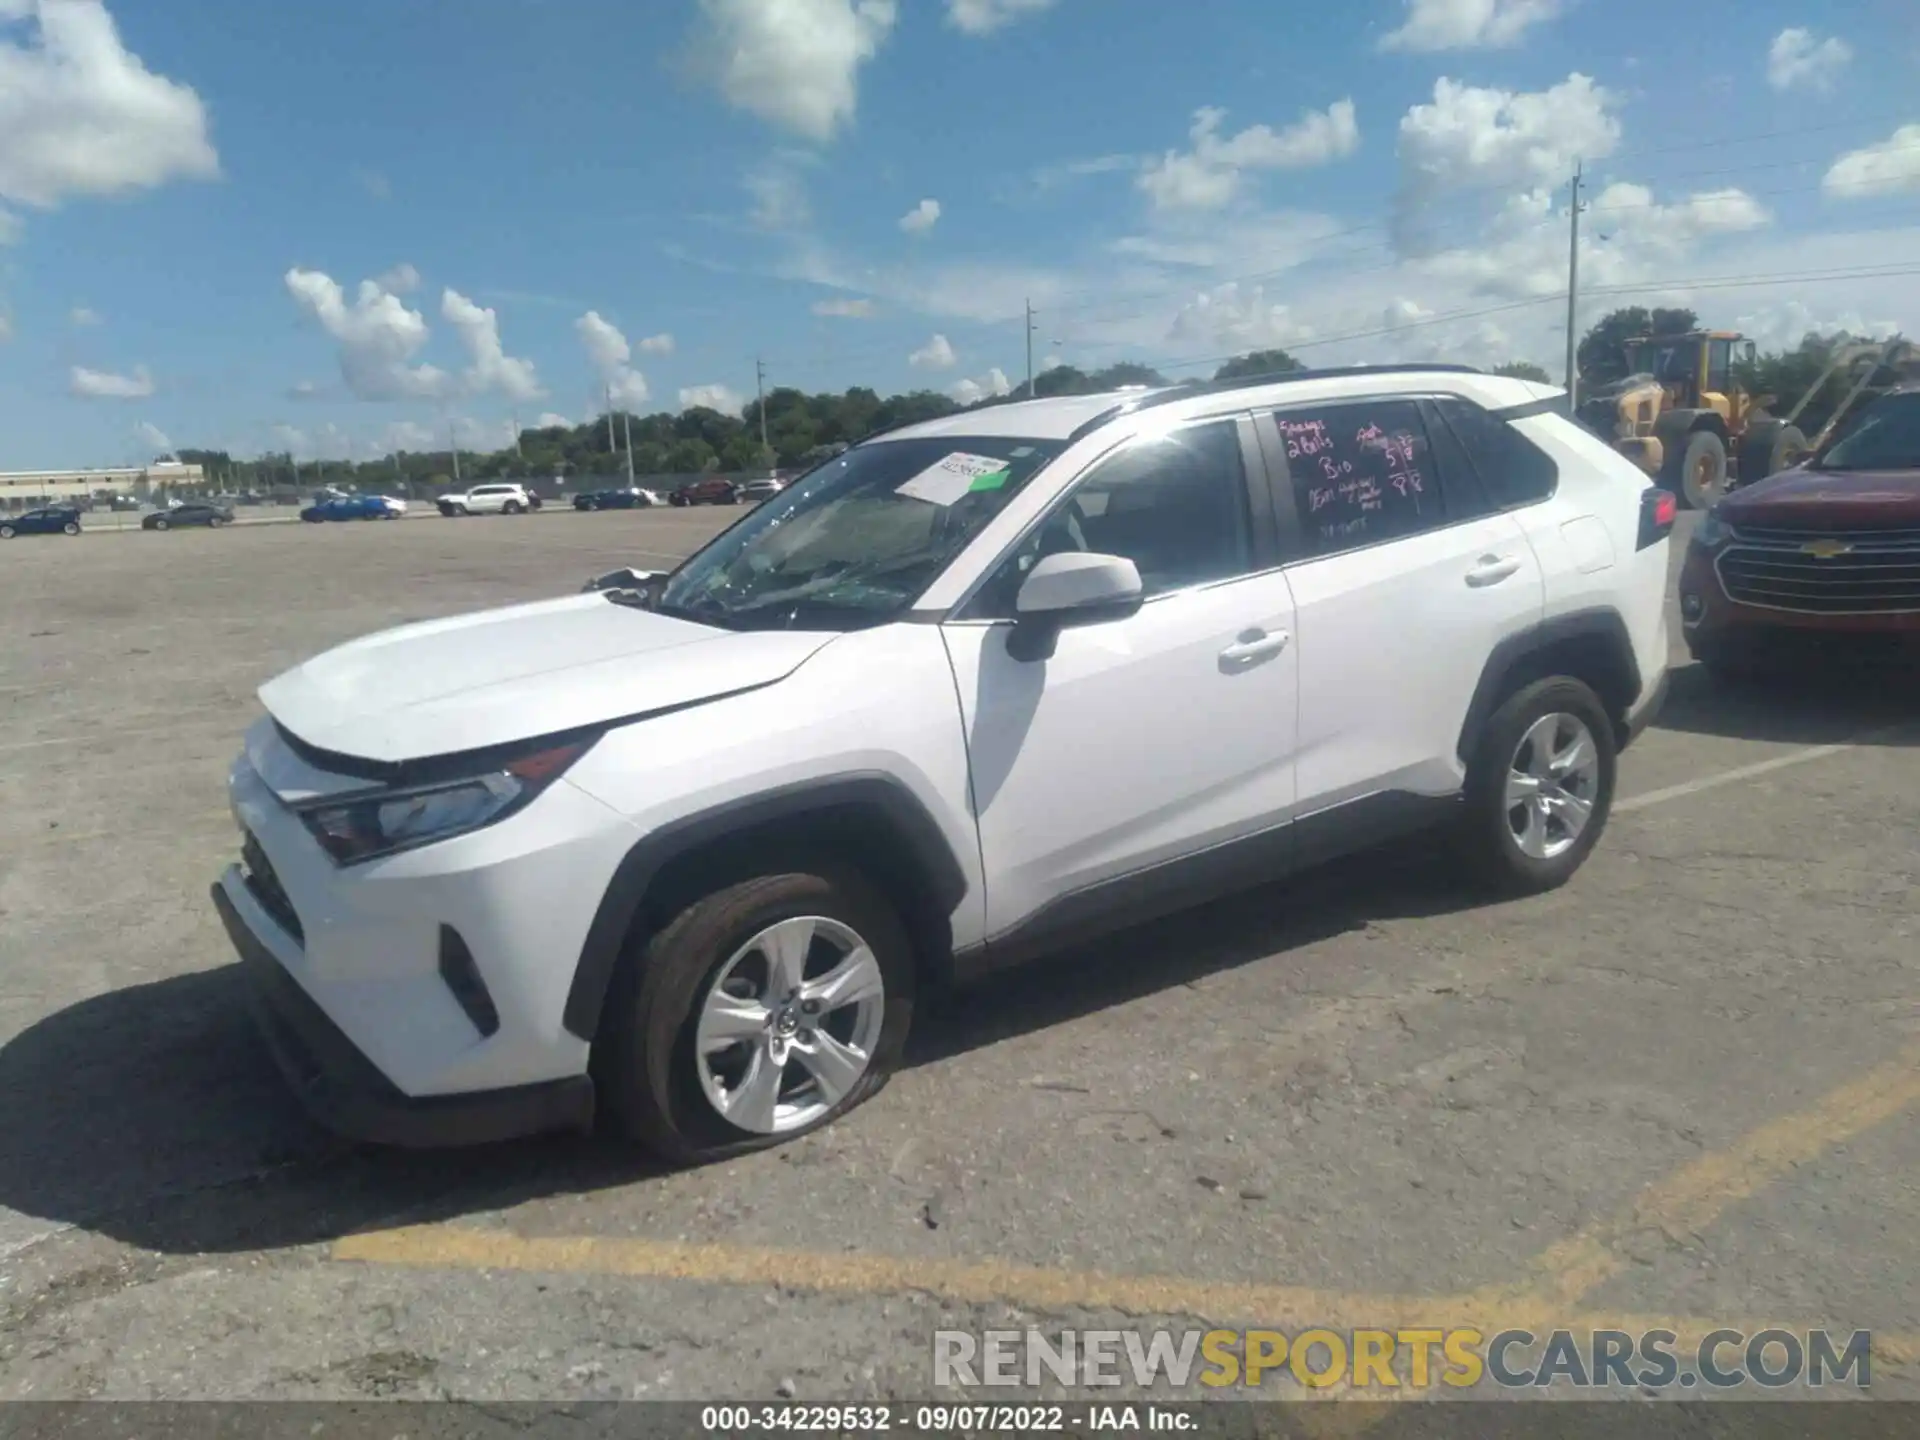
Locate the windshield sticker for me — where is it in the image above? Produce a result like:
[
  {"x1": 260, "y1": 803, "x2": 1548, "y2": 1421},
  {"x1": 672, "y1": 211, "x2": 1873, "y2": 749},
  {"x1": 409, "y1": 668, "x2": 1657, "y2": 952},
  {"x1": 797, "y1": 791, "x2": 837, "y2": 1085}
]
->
[
  {"x1": 896, "y1": 452, "x2": 1009, "y2": 507},
  {"x1": 968, "y1": 466, "x2": 1012, "y2": 493}
]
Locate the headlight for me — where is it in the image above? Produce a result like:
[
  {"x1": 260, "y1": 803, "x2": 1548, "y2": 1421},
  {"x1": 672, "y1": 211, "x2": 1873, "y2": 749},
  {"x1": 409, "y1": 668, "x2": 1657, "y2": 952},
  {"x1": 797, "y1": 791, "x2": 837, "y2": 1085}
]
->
[
  {"x1": 295, "y1": 737, "x2": 590, "y2": 865},
  {"x1": 1693, "y1": 510, "x2": 1734, "y2": 548}
]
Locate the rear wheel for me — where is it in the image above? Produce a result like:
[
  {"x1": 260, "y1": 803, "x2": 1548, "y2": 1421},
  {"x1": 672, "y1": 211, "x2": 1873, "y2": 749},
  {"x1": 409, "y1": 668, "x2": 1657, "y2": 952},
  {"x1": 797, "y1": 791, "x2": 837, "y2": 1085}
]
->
[
  {"x1": 152, "y1": 517, "x2": 170, "y2": 531},
  {"x1": 503, "y1": 500, "x2": 523, "y2": 515},
  {"x1": 209, "y1": 516, "x2": 227, "y2": 528},
  {"x1": 1739, "y1": 420, "x2": 1808, "y2": 485},
  {"x1": 0, "y1": 525, "x2": 15, "y2": 539},
  {"x1": 1672, "y1": 430, "x2": 1730, "y2": 510},
  {"x1": 1457, "y1": 677, "x2": 1616, "y2": 897},
  {"x1": 593, "y1": 867, "x2": 915, "y2": 1164},
  {"x1": 63, "y1": 521, "x2": 81, "y2": 536}
]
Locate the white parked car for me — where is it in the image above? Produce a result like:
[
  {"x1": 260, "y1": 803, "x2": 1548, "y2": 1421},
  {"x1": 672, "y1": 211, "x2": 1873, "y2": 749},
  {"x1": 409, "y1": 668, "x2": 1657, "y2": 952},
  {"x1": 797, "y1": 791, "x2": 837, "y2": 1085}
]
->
[
  {"x1": 738, "y1": 476, "x2": 788, "y2": 502},
  {"x1": 437, "y1": 482, "x2": 537, "y2": 516},
  {"x1": 213, "y1": 365, "x2": 1674, "y2": 1155}
]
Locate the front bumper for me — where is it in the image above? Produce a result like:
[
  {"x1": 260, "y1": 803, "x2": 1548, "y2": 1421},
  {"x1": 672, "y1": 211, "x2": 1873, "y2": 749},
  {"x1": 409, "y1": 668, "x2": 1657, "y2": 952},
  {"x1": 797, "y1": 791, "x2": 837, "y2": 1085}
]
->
[
  {"x1": 212, "y1": 882, "x2": 594, "y2": 1147},
  {"x1": 1680, "y1": 544, "x2": 1920, "y2": 641}
]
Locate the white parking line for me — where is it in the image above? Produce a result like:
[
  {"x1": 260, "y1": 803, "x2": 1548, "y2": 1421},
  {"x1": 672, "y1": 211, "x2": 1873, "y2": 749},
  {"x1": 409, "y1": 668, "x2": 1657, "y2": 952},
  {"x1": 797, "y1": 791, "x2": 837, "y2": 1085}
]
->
[{"x1": 1617, "y1": 726, "x2": 1908, "y2": 814}]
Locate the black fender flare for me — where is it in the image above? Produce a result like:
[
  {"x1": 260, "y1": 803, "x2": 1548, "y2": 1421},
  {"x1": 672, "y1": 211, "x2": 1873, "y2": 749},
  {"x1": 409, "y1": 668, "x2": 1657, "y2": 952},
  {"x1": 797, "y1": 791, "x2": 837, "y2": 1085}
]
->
[
  {"x1": 562, "y1": 773, "x2": 971, "y2": 1042},
  {"x1": 1455, "y1": 609, "x2": 1643, "y2": 766}
]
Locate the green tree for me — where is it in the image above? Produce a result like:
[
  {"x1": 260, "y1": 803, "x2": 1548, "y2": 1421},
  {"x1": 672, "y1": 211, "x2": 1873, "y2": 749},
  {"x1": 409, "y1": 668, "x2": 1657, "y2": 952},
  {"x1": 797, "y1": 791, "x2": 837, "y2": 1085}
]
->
[
  {"x1": 665, "y1": 437, "x2": 717, "y2": 473},
  {"x1": 1577, "y1": 306, "x2": 1699, "y2": 388},
  {"x1": 1493, "y1": 361, "x2": 1554, "y2": 384},
  {"x1": 1214, "y1": 350, "x2": 1304, "y2": 381}
]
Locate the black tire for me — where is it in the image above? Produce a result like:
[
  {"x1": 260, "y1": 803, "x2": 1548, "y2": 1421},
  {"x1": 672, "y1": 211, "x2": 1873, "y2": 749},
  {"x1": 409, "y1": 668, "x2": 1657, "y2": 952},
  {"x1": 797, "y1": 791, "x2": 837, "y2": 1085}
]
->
[
  {"x1": 503, "y1": 500, "x2": 523, "y2": 515},
  {"x1": 1457, "y1": 677, "x2": 1617, "y2": 897},
  {"x1": 152, "y1": 517, "x2": 169, "y2": 531},
  {"x1": 0, "y1": 525, "x2": 15, "y2": 539},
  {"x1": 593, "y1": 867, "x2": 916, "y2": 1164},
  {"x1": 209, "y1": 516, "x2": 227, "y2": 528},
  {"x1": 63, "y1": 521, "x2": 80, "y2": 536},
  {"x1": 1672, "y1": 429, "x2": 1729, "y2": 510},
  {"x1": 1739, "y1": 420, "x2": 1808, "y2": 485}
]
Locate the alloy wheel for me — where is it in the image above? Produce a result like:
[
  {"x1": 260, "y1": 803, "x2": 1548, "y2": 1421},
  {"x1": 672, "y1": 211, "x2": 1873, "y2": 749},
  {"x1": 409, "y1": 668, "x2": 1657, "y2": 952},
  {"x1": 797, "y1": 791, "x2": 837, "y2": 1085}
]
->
[
  {"x1": 693, "y1": 915, "x2": 886, "y2": 1134},
  {"x1": 1504, "y1": 712, "x2": 1601, "y2": 861}
]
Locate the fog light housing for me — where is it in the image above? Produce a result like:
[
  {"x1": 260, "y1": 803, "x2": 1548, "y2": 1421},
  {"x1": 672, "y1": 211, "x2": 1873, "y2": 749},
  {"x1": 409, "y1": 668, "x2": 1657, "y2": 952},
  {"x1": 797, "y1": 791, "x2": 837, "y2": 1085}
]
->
[{"x1": 1681, "y1": 591, "x2": 1705, "y2": 622}]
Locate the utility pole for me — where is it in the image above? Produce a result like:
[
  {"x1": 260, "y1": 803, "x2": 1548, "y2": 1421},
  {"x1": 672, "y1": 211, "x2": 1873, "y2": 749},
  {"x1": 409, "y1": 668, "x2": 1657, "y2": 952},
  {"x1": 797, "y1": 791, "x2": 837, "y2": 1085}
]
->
[
  {"x1": 755, "y1": 356, "x2": 770, "y2": 474},
  {"x1": 450, "y1": 416, "x2": 462, "y2": 484},
  {"x1": 605, "y1": 385, "x2": 617, "y2": 477},
  {"x1": 622, "y1": 410, "x2": 635, "y2": 484},
  {"x1": 1565, "y1": 160, "x2": 1585, "y2": 410},
  {"x1": 1025, "y1": 299, "x2": 1037, "y2": 400}
]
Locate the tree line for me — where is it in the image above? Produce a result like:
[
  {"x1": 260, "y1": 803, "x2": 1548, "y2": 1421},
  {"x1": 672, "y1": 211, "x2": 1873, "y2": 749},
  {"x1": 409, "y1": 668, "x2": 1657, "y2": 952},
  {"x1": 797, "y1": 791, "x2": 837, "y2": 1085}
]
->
[{"x1": 176, "y1": 319, "x2": 1882, "y2": 494}]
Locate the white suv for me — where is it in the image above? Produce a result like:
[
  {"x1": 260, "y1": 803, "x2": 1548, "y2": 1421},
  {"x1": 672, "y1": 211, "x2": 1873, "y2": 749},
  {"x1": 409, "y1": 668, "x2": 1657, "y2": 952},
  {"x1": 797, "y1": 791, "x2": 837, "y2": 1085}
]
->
[
  {"x1": 437, "y1": 482, "x2": 536, "y2": 517},
  {"x1": 212, "y1": 366, "x2": 1674, "y2": 1156}
]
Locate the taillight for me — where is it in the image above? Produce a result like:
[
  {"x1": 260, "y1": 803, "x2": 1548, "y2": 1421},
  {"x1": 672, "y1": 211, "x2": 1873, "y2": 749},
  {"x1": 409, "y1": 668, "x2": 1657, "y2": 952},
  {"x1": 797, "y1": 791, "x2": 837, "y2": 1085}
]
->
[{"x1": 1637, "y1": 487, "x2": 1677, "y2": 550}]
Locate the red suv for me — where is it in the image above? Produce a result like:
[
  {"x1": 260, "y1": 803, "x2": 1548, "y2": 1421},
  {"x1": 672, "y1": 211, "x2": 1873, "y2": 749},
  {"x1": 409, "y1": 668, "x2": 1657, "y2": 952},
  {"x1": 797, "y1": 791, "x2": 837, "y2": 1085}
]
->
[
  {"x1": 1681, "y1": 385, "x2": 1920, "y2": 672},
  {"x1": 669, "y1": 477, "x2": 740, "y2": 507}
]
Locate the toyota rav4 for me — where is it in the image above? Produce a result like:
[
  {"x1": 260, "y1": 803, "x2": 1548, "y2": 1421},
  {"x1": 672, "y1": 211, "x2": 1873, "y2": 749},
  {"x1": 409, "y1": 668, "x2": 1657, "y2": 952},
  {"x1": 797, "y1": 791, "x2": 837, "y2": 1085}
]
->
[{"x1": 212, "y1": 366, "x2": 1674, "y2": 1159}]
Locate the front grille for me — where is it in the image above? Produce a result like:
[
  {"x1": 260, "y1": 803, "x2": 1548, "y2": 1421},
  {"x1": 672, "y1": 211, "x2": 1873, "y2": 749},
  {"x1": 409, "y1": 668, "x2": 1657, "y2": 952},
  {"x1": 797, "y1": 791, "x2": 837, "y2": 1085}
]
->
[
  {"x1": 241, "y1": 832, "x2": 305, "y2": 944},
  {"x1": 1716, "y1": 528, "x2": 1920, "y2": 615}
]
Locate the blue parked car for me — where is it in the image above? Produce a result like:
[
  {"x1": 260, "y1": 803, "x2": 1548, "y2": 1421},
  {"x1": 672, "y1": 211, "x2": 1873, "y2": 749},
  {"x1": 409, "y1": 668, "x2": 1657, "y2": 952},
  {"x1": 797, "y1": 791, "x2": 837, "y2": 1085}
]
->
[
  {"x1": 299, "y1": 494, "x2": 406, "y2": 523},
  {"x1": 0, "y1": 505, "x2": 82, "y2": 539}
]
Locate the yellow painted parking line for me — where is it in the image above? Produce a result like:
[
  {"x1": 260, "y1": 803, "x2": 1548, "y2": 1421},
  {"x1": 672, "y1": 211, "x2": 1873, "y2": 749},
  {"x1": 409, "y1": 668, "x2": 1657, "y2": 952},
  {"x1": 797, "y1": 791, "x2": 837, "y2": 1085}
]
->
[
  {"x1": 1521, "y1": 1041, "x2": 1920, "y2": 1309},
  {"x1": 334, "y1": 1224, "x2": 1463, "y2": 1330}
]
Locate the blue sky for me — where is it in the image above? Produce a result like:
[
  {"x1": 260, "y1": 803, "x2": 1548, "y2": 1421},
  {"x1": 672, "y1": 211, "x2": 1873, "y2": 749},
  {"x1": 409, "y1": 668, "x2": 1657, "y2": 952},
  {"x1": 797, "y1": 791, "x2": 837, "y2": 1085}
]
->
[{"x1": 2, "y1": 0, "x2": 1918, "y2": 468}]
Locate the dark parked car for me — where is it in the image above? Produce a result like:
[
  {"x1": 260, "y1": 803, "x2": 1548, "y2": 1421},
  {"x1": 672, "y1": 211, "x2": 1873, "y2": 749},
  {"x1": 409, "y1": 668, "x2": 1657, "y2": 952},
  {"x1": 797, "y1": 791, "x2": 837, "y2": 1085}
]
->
[
  {"x1": 1682, "y1": 385, "x2": 1920, "y2": 673},
  {"x1": 573, "y1": 486, "x2": 663, "y2": 511},
  {"x1": 301, "y1": 494, "x2": 405, "y2": 523},
  {"x1": 669, "y1": 477, "x2": 740, "y2": 506},
  {"x1": 144, "y1": 502, "x2": 235, "y2": 531},
  {"x1": 0, "y1": 506, "x2": 82, "y2": 539}
]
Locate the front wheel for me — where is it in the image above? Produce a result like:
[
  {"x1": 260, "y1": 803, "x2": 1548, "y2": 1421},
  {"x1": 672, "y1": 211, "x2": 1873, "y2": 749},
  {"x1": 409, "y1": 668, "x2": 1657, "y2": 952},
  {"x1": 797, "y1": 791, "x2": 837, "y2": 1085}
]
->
[
  {"x1": 209, "y1": 516, "x2": 227, "y2": 528},
  {"x1": 1457, "y1": 677, "x2": 1616, "y2": 897},
  {"x1": 0, "y1": 525, "x2": 15, "y2": 539},
  {"x1": 593, "y1": 868, "x2": 915, "y2": 1164},
  {"x1": 152, "y1": 517, "x2": 170, "y2": 531},
  {"x1": 63, "y1": 521, "x2": 81, "y2": 536}
]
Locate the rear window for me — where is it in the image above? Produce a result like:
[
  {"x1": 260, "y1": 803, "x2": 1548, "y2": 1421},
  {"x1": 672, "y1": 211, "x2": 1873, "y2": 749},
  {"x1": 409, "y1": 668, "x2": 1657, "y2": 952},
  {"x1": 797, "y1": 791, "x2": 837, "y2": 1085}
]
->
[{"x1": 1431, "y1": 397, "x2": 1559, "y2": 509}]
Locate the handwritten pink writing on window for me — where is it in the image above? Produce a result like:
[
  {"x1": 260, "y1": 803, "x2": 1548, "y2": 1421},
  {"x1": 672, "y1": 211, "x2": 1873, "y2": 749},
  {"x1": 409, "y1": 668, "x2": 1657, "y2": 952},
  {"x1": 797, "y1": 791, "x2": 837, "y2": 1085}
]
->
[
  {"x1": 1279, "y1": 418, "x2": 1332, "y2": 459},
  {"x1": 1354, "y1": 423, "x2": 1384, "y2": 445},
  {"x1": 1383, "y1": 433, "x2": 1417, "y2": 466},
  {"x1": 1309, "y1": 486, "x2": 1335, "y2": 512}
]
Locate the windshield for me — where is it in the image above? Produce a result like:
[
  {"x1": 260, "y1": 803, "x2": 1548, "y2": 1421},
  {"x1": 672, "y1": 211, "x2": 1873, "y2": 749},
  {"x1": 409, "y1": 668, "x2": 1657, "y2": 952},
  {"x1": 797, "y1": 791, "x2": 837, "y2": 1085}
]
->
[
  {"x1": 1813, "y1": 393, "x2": 1920, "y2": 472},
  {"x1": 653, "y1": 436, "x2": 1064, "y2": 631}
]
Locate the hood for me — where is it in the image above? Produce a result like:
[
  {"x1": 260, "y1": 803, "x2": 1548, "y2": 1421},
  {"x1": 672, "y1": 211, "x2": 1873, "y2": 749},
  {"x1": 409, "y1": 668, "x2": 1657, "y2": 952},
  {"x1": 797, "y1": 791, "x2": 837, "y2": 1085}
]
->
[
  {"x1": 1722, "y1": 463, "x2": 1920, "y2": 530},
  {"x1": 258, "y1": 593, "x2": 837, "y2": 765}
]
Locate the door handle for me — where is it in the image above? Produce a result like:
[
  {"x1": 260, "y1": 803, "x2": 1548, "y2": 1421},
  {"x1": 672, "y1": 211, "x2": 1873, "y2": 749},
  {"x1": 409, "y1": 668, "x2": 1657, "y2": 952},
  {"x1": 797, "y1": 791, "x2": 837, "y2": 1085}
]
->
[
  {"x1": 1465, "y1": 555, "x2": 1522, "y2": 587},
  {"x1": 1219, "y1": 629, "x2": 1290, "y2": 666}
]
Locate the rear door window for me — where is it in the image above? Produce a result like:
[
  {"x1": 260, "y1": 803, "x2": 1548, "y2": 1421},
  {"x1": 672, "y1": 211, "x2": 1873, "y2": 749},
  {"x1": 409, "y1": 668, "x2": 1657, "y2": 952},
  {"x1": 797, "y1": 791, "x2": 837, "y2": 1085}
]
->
[{"x1": 1268, "y1": 398, "x2": 1445, "y2": 558}]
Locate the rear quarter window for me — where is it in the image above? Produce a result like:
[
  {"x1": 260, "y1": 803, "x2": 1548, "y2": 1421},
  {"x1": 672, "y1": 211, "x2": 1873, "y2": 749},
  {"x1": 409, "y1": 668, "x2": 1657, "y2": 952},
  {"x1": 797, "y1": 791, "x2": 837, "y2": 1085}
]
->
[{"x1": 1431, "y1": 396, "x2": 1559, "y2": 509}]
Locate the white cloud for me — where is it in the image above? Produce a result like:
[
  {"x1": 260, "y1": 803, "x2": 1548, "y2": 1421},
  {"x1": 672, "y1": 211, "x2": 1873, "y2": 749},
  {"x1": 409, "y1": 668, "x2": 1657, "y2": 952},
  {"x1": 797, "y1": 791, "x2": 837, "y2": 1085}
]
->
[
  {"x1": 947, "y1": 0, "x2": 1055, "y2": 32},
  {"x1": 812, "y1": 295, "x2": 876, "y2": 317},
  {"x1": 0, "y1": 0, "x2": 219, "y2": 213},
  {"x1": 1380, "y1": 0, "x2": 1563, "y2": 52},
  {"x1": 69, "y1": 363, "x2": 153, "y2": 399},
  {"x1": 1767, "y1": 27, "x2": 1852, "y2": 92},
  {"x1": 909, "y1": 333, "x2": 958, "y2": 369},
  {"x1": 378, "y1": 420, "x2": 440, "y2": 453},
  {"x1": 0, "y1": 312, "x2": 11, "y2": 342},
  {"x1": 899, "y1": 198, "x2": 941, "y2": 235},
  {"x1": 1394, "y1": 74, "x2": 1619, "y2": 255},
  {"x1": 353, "y1": 168, "x2": 392, "y2": 200},
  {"x1": 1824, "y1": 125, "x2": 1920, "y2": 200},
  {"x1": 1140, "y1": 102, "x2": 1359, "y2": 211},
  {"x1": 690, "y1": 0, "x2": 897, "y2": 143},
  {"x1": 285, "y1": 268, "x2": 450, "y2": 401},
  {"x1": 636, "y1": 333, "x2": 673, "y2": 355},
  {"x1": 69, "y1": 305, "x2": 101, "y2": 326},
  {"x1": 535, "y1": 411, "x2": 575, "y2": 430},
  {"x1": 441, "y1": 288, "x2": 543, "y2": 401},
  {"x1": 1039, "y1": 353, "x2": 1066, "y2": 372},
  {"x1": 288, "y1": 379, "x2": 322, "y2": 400},
  {"x1": 1732, "y1": 300, "x2": 1900, "y2": 355},
  {"x1": 950, "y1": 366, "x2": 1011, "y2": 404},
  {"x1": 746, "y1": 154, "x2": 814, "y2": 231},
  {"x1": 375, "y1": 262, "x2": 420, "y2": 294},
  {"x1": 575, "y1": 309, "x2": 650, "y2": 408},
  {"x1": 134, "y1": 419, "x2": 171, "y2": 453},
  {"x1": 680, "y1": 383, "x2": 746, "y2": 414},
  {"x1": 452, "y1": 415, "x2": 516, "y2": 451}
]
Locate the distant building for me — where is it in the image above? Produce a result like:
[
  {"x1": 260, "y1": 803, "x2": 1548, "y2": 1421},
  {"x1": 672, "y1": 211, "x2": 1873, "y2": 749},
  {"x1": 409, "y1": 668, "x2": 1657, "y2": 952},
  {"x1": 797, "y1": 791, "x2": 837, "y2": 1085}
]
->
[{"x1": 0, "y1": 459, "x2": 205, "y2": 508}]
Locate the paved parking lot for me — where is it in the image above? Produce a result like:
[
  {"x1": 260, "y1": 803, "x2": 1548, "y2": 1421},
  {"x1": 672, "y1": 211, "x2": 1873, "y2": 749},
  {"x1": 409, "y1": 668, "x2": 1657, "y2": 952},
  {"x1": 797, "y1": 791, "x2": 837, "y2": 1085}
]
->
[{"x1": 0, "y1": 509, "x2": 1916, "y2": 1410}]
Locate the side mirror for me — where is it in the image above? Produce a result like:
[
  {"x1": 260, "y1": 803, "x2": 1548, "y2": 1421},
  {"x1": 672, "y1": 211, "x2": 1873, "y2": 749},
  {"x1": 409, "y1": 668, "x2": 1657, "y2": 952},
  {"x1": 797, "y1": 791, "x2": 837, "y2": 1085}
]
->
[
  {"x1": 583, "y1": 567, "x2": 664, "y2": 594},
  {"x1": 1007, "y1": 552, "x2": 1143, "y2": 661}
]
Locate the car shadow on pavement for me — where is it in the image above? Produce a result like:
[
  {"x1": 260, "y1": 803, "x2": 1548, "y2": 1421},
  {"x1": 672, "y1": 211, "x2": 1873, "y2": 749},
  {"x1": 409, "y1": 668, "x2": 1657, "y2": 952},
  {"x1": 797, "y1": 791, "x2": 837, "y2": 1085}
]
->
[
  {"x1": 1653, "y1": 658, "x2": 1920, "y2": 748},
  {"x1": 0, "y1": 841, "x2": 1480, "y2": 1260}
]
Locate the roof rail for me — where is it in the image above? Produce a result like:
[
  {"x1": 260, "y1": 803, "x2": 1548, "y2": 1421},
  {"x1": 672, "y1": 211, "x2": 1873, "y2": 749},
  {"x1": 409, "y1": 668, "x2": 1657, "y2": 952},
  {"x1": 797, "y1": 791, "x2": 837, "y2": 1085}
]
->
[{"x1": 1137, "y1": 362, "x2": 1485, "y2": 411}]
